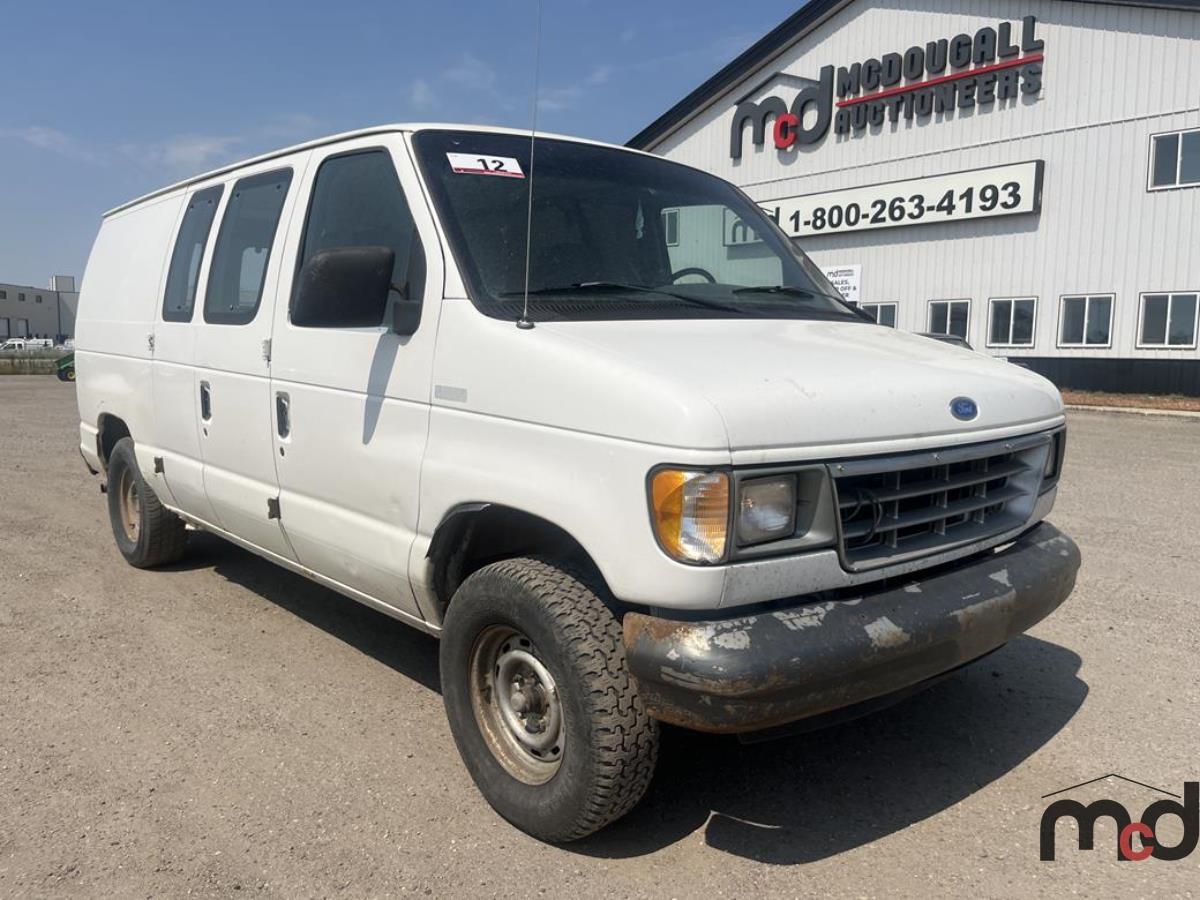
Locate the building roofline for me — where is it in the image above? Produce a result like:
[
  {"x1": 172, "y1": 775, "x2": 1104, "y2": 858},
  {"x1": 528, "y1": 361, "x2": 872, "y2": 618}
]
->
[
  {"x1": 626, "y1": 0, "x2": 1200, "y2": 152},
  {"x1": 627, "y1": 0, "x2": 849, "y2": 152}
]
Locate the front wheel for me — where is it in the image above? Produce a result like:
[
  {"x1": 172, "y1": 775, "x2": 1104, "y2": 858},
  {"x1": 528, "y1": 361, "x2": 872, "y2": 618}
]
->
[{"x1": 439, "y1": 557, "x2": 659, "y2": 842}]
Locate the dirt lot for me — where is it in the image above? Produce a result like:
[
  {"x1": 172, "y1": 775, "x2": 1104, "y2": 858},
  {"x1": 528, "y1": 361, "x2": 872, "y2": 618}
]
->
[
  {"x1": 1061, "y1": 389, "x2": 1200, "y2": 413},
  {"x1": 2, "y1": 375, "x2": 1198, "y2": 897}
]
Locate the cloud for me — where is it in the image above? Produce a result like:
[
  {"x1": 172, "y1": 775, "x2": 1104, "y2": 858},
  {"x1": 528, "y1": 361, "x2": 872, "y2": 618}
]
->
[
  {"x1": 11, "y1": 113, "x2": 325, "y2": 180},
  {"x1": 122, "y1": 134, "x2": 242, "y2": 170},
  {"x1": 256, "y1": 112, "x2": 323, "y2": 141},
  {"x1": 2, "y1": 126, "x2": 104, "y2": 164},
  {"x1": 533, "y1": 64, "x2": 615, "y2": 116},
  {"x1": 444, "y1": 53, "x2": 498, "y2": 93},
  {"x1": 410, "y1": 78, "x2": 436, "y2": 110},
  {"x1": 585, "y1": 65, "x2": 613, "y2": 86},
  {"x1": 536, "y1": 86, "x2": 581, "y2": 113}
]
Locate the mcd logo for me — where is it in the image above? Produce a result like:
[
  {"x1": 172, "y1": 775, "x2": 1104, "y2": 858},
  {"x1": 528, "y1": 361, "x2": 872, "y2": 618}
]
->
[
  {"x1": 729, "y1": 14, "x2": 1045, "y2": 160},
  {"x1": 1040, "y1": 776, "x2": 1199, "y2": 862}
]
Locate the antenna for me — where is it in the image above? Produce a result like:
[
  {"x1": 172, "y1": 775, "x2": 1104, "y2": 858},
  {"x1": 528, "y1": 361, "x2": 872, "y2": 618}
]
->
[{"x1": 516, "y1": 0, "x2": 543, "y2": 331}]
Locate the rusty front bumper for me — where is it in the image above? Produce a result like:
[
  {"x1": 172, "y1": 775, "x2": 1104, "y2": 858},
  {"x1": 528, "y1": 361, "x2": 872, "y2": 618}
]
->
[{"x1": 622, "y1": 522, "x2": 1080, "y2": 734}]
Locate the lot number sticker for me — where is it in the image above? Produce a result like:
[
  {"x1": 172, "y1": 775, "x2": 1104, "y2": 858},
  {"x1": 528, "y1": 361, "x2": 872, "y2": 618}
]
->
[{"x1": 446, "y1": 153, "x2": 525, "y2": 178}]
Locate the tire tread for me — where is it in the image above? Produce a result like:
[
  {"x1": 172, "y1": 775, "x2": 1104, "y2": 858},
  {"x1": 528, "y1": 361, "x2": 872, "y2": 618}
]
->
[
  {"x1": 447, "y1": 556, "x2": 659, "y2": 841},
  {"x1": 107, "y1": 437, "x2": 188, "y2": 568}
]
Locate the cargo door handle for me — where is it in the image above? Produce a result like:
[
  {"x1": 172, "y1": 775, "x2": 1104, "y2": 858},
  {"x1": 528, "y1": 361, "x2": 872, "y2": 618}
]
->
[
  {"x1": 275, "y1": 392, "x2": 290, "y2": 438},
  {"x1": 199, "y1": 381, "x2": 212, "y2": 421}
]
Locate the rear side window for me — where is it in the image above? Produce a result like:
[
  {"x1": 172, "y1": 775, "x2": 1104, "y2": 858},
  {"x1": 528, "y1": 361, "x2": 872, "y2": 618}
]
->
[
  {"x1": 204, "y1": 169, "x2": 293, "y2": 325},
  {"x1": 162, "y1": 186, "x2": 223, "y2": 322},
  {"x1": 293, "y1": 149, "x2": 422, "y2": 326}
]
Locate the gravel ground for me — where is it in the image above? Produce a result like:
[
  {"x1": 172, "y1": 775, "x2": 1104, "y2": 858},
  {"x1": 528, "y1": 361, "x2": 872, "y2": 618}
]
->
[
  {"x1": 1, "y1": 376, "x2": 1198, "y2": 897},
  {"x1": 1061, "y1": 389, "x2": 1200, "y2": 413}
]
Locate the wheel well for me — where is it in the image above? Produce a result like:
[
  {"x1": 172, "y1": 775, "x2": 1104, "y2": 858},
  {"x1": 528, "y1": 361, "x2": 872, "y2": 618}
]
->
[
  {"x1": 97, "y1": 414, "x2": 131, "y2": 471},
  {"x1": 427, "y1": 504, "x2": 609, "y2": 620}
]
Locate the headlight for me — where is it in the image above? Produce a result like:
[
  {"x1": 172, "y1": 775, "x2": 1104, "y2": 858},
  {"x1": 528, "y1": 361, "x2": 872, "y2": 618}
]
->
[
  {"x1": 650, "y1": 469, "x2": 729, "y2": 563},
  {"x1": 736, "y1": 475, "x2": 797, "y2": 545}
]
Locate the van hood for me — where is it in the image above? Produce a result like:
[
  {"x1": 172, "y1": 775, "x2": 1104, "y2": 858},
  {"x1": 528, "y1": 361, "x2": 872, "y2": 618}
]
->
[{"x1": 538, "y1": 318, "x2": 1063, "y2": 453}]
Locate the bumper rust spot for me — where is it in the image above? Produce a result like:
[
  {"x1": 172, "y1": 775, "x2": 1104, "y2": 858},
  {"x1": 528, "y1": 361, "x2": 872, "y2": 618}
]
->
[{"x1": 623, "y1": 522, "x2": 1081, "y2": 734}]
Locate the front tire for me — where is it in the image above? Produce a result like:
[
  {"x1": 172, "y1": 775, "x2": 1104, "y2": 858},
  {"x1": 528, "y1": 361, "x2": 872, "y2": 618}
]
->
[
  {"x1": 440, "y1": 557, "x2": 659, "y2": 842},
  {"x1": 105, "y1": 437, "x2": 188, "y2": 568}
]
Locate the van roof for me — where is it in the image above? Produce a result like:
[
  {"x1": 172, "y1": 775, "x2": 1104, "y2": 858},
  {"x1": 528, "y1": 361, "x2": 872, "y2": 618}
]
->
[{"x1": 104, "y1": 123, "x2": 654, "y2": 218}]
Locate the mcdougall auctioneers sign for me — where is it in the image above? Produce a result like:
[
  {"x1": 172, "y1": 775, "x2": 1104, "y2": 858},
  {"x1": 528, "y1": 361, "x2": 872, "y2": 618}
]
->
[{"x1": 730, "y1": 15, "x2": 1046, "y2": 159}]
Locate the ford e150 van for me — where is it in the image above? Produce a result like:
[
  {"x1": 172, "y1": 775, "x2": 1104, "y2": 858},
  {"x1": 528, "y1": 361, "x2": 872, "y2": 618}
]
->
[{"x1": 75, "y1": 124, "x2": 1080, "y2": 842}]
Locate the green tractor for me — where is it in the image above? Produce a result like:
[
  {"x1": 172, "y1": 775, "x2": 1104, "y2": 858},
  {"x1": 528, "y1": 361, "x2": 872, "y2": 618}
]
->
[{"x1": 55, "y1": 352, "x2": 76, "y2": 382}]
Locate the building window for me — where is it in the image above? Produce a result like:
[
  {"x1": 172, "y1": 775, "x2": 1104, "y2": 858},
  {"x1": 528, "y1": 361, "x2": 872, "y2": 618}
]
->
[
  {"x1": 861, "y1": 302, "x2": 897, "y2": 327},
  {"x1": 1149, "y1": 129, "x2": 1200, "y2": 190},
  {"x1": 1138, "y1": 292, "x2": 1198, "y2": 348},
  {"x1": 928, "y1": 299, "x2": 969, "y2": 339},
  {"x1": 18, "y1": 293, "x2": 25, "y2": 302},
  {"x1": 0, "y1": 290, "x2": 6, "y2": 299},
  {"x1": 662, "y1": 208, "x2": 680, "y2": 246},
  {"x1": 1058, "y1": 294, "x2": 1113, "y2": 348},
  {"x1": 987, "y1": 297, "x2": 1036, "y2": 347},
  {"x1": 35, "y1": 294, "x2": 43, "y2": 303}
]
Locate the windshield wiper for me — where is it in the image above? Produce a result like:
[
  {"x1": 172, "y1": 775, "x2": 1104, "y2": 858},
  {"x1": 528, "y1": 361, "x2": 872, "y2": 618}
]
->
[
  {"x1": 731, "y1": 285, "x2": 873, "y2": 322},
  {"x1": 501, "y1": 281, "x2": 747, "y2": 315}
]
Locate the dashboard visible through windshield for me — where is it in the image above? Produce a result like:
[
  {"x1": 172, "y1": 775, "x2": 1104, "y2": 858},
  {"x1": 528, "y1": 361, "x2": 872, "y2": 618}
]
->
[{"x1": 412, "y1": 129, "x2": 862, "y2": 324}]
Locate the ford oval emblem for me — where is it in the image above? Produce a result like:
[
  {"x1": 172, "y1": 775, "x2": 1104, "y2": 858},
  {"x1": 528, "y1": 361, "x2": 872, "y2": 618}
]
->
[{"x1": 950, "y1": 397, "x2": 978, "y2": 421}]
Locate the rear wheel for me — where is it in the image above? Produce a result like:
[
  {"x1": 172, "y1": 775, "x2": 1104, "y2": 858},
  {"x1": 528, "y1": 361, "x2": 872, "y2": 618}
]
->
[
  {"x1": 105, "y1": 437, "x2": 188, "y2": 568},
  {"x1": 440, "y1": 557, "x2": 659, "y2": 842}
]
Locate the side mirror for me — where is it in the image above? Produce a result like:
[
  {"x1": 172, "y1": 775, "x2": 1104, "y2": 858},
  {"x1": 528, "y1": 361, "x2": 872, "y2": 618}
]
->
[
  {"x1": 392, "y1": 233, "x2": 426, "y2": 337},
  {"x1": 292, "y1": 246, "x2": 395, "y2": 328},
  {"x1": 392, "y1": 293, "x2": 422, "y2": 337}
]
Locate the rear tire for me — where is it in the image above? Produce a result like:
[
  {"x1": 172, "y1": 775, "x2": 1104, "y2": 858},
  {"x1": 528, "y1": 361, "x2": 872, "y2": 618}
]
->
[
  {"x1": 440, "y1": 557, "x2": 659, "y2": 842},
  {"x1": 105, "y1": 437, "x2": 187, "y2": 568}
]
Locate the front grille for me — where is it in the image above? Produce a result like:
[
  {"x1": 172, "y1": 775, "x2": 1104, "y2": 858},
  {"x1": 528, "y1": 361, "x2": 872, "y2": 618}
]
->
[{"x1": 831, "y1": 435, "x2": 1049, "y2": 570}]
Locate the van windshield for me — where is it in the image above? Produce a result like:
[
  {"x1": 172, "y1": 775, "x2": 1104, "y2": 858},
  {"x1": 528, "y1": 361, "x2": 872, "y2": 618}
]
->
[{"x1": 412, "y1": 129, "x2": 860, "y2": 323}]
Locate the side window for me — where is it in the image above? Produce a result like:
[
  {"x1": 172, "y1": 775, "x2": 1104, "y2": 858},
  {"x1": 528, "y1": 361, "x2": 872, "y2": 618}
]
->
[
  {"x1": 987, "y1": 297, "x2": 1036, "y2": 347},
  {"x1": 1149, "y1": 129, "x2": 1200, "y2": 190},
  {"x1": 661, "y1": 208, "x2": 680, "y2": 246},
  {"x1": 1138, "y1": 292, "x2": 1198, "y2": 348},
  {"x1": 293, "y1": 149, "x2": 423, "y2": 326},
  {"x1": 162, "y1": 186, "x2": 223, "y2": 322},
  {"x1": 929, "y1": 299, "x2": 970, "y2": 339},
  {"x1": 1058, "y1": 294, "x2": 1113, "y2": 347},
  {"x1": 204, "y1": 169, "x2": 293, "y2": 325},
  {"x1": 861, "y1": 302, "x2": 897, "y2": 327}
]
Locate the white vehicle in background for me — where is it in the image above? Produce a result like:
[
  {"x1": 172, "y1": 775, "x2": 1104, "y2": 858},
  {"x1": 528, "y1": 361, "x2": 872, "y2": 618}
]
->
[
  {"x1": 73, "y1": 124, "x2": 1080, "y2": 842},
  {"x1": 1, "y1": 338, "x2": 53, "y2": 352}
]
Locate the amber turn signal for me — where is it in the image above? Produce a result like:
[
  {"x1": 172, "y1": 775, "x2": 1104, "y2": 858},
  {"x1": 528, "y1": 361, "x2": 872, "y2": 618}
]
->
[{"x1": 649, "y1": 469, "x2": 730, "y2": 563}]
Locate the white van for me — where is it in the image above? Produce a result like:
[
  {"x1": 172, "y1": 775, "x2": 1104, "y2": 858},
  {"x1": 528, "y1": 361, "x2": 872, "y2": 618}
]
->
[
  {"x1": 1, "y1": 338, "x2": 53, "y2": 352},
  {"x1": 75, "y1": 124, "x2": 1080, "y2": 842}
]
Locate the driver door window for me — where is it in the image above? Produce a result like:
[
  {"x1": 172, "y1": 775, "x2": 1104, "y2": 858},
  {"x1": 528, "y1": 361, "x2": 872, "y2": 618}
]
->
[{"x1": 292, "y1": 149, "x2": 423, "y2": 326}]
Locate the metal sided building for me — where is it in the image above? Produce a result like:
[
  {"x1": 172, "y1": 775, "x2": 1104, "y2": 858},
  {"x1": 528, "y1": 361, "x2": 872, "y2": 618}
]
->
[{"x1": 629, "y1": 0, "x2": 1200, "y2": 396}]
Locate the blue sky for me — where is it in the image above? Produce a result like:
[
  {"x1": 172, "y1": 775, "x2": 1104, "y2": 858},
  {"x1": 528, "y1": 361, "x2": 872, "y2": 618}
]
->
[{"x1": 1, "y1": 0, "x2": 801, "y2": 287}]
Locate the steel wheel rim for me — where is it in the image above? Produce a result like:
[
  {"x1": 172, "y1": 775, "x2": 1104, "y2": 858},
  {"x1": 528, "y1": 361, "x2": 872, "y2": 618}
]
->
[
  {"x1": 469, "y1": 625, "x2": 565, "y2": 785},
  {"x1": 117, "y1": 467, "x2": 140, "y2": 543}
]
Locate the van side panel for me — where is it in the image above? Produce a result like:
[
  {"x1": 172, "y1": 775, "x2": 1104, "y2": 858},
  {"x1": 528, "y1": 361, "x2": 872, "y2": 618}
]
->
[{"x1": 76, "y1": 193, "x2": 185, "y2": 470}]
